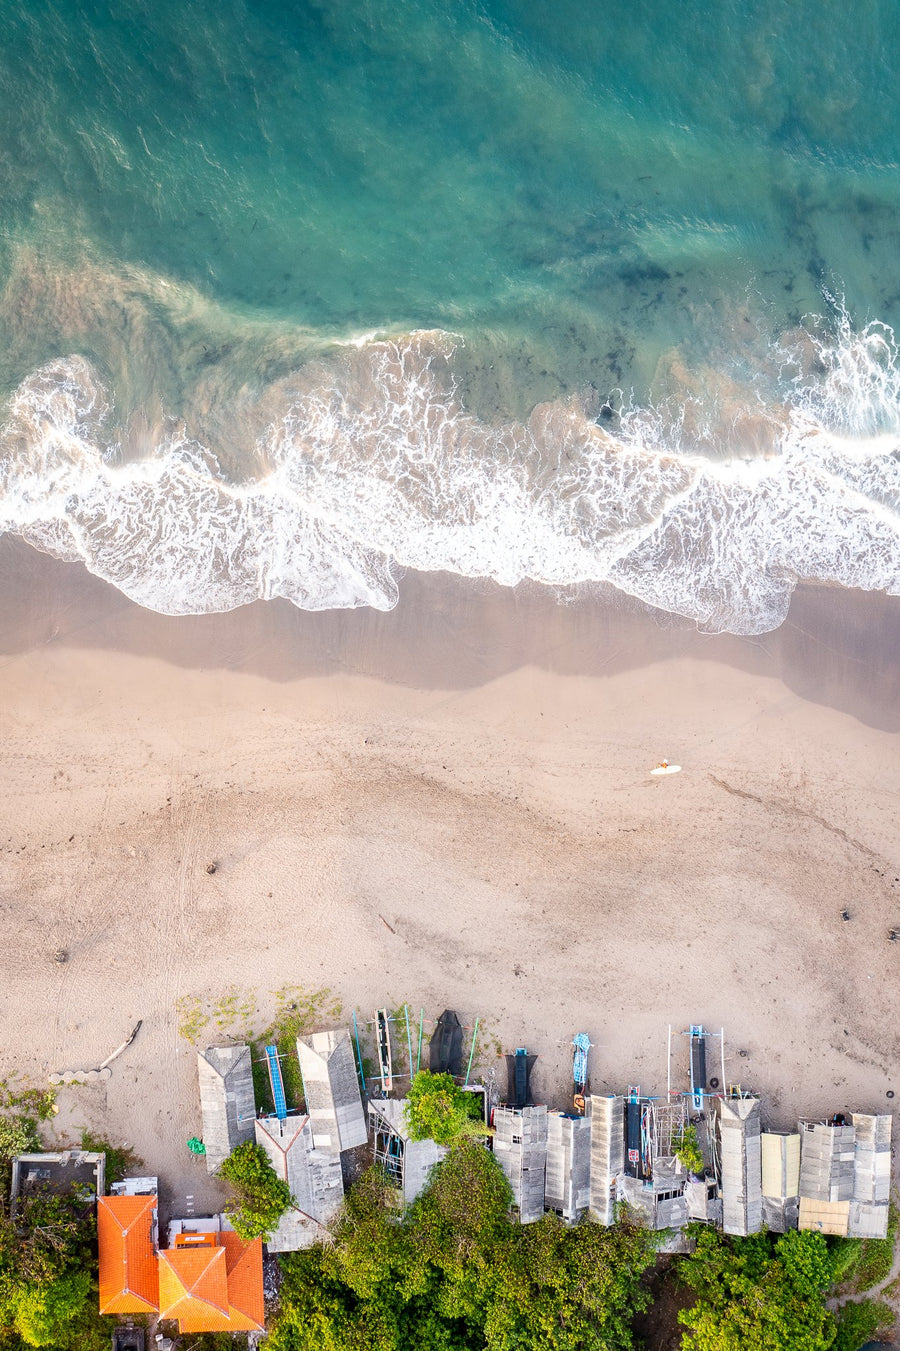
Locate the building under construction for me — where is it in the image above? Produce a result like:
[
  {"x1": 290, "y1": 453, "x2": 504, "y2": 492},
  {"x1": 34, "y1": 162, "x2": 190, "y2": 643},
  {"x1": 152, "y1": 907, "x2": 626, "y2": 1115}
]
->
[
  {"x1": 369, "y1": 1098, "x2": 448, "y2": 1206},
  {"x1": 716, "y1": 1092, "x2": 763, "y2": 1237},
  {"x1": 493, "y1": 1105, "x2": 548, "y2": 1223},
  {"x1": 798, "y1": 1114, "x2": 892, "y2": 1239},
  {"x1": 544, "y1": 1111, "x2": 591, "y2": 1224}
]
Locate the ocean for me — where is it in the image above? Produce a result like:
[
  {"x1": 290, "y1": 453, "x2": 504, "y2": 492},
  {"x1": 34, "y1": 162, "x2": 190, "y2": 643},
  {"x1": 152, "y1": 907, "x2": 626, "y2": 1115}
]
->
[{"x1": 0, "y1": 0, "x2": 898, "y2": 633}]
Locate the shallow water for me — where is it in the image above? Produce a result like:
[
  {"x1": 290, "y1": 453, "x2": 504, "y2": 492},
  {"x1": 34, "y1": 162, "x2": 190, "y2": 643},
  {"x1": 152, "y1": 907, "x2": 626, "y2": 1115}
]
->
[{"x1": 0, "y1": 0, "x2": 898, "y2": 629}]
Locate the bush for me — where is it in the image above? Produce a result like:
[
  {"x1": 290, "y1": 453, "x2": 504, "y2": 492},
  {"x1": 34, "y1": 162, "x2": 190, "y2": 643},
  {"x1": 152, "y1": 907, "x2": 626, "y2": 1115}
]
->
[
  {"x1": 403, "y1": 1072, "x2": 489, "y2": 1146},
  {"x1": 79, "y1": 1130, "x2": 141, "y2": 1185},
  {"x1": 833, "y1": 1298, "x2": 893, "y2": 1351},
  {"x1": 672, "y1": 1125, "x2": 704, "y2": 1175},
  {"x1": 0, "y1": 1115, "x2": 40, "y2": 1161},
  {"x1": 220, "y1": 1141, "x2": 294, "y2": 1241}
]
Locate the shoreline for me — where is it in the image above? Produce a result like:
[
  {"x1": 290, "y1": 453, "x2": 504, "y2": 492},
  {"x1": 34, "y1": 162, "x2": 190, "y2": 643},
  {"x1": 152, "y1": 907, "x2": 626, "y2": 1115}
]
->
[
  {"x1": 0, "y1": 536, "x2": 897, "y2": 1216},
  {"x1": 1, "y1": 537, "x2": 898, "y2": 730}
]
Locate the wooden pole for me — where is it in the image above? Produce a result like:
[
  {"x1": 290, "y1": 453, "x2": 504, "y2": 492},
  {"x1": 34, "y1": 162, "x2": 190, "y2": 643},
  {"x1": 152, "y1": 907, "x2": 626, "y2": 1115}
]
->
[
  {"x1": 464, "y1": 1017, "x2": 479, "y2": 1085},
  {"x1": 417, "y1": 1008, "x2": 424, "y2": 1073},
  {"x1": 404, "y1": 1004, "x2": 414, "y2": 1081}
]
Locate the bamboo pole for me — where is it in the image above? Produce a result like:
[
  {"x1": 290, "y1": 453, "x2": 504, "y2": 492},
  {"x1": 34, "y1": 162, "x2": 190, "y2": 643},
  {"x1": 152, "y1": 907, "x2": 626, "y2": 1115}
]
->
[
  {"x1": 352, "y1": 1011, "x2": 365, "y2": 1089},
  {"x1": 464, "y1": 1016, "x2": 479, "y2": 1085}
]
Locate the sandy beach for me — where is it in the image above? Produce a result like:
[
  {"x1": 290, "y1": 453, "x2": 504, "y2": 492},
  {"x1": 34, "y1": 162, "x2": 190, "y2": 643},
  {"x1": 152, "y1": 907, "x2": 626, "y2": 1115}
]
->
[{"x1": 0, "y1": 538, "x2": 897, "y2": 1218}]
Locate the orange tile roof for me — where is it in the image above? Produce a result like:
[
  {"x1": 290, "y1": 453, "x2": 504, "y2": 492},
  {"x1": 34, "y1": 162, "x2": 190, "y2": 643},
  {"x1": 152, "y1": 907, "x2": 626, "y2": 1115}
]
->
[
  {"x1": 221, "y1": 1232, "x2": 265, "y2": 1331},
  {"x1": 97, "y1": 1194, "x2": 159, "y2": 1315},
  {"x1": 158, "y1": 1232, "x2": 264, "y2": 1333},
  {"x1": 159, "y1": 1245, "x2": 230, "y2": 1331}
]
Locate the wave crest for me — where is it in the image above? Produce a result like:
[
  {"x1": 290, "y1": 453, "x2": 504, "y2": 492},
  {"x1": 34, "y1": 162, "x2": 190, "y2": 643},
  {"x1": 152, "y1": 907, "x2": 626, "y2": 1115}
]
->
[{"x1": 1, "y1": 325, "x2": 898, "y2": 633}]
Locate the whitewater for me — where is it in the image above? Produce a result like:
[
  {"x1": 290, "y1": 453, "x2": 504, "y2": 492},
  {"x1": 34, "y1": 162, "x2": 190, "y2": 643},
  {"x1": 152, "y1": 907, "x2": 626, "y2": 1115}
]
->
[{"x1": 1, "y1": 314, "x2": 898, "y2": 635}]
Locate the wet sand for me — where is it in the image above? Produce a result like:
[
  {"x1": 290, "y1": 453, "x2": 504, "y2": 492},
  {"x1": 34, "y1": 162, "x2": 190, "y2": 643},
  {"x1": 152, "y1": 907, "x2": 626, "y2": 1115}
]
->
[{"x1": 0, "y1": 537, "x2": 897, "y2": 1216}]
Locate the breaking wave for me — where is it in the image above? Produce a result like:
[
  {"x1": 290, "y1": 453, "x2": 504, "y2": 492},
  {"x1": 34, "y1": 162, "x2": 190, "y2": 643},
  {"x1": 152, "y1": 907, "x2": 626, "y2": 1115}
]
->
[{"x1": 1, "y1": 313, "x2": 898, "y2": 634}]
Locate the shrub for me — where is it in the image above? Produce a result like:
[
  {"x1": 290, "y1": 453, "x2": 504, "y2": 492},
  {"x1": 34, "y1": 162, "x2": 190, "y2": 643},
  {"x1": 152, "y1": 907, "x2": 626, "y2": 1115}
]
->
[
  {"x1": 833, "y1": 1298, "x2": 894, "y2": 1351},
  {"x1": 403, "y1": 1072, "x2": 489, "y2": 1146},
  {"x1": 0, "y1": 1115, "x2": 40, "y2": 1161},
  {"x1": 220, "y1": 1141, "x2": 294, "y2": 1241},
  {"x1": 79, "y1": 1130, "x2": 141, "y2": 1185},
  {"x1": 672, "y1": 1125, "x2": 704, "y2": 1175}
]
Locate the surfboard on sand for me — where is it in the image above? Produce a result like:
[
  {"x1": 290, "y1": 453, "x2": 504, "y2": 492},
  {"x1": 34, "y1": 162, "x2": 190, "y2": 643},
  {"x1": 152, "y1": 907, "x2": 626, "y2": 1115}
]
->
[{"x1": 650, "y1": 762, "x2": 681, "y2": 776}]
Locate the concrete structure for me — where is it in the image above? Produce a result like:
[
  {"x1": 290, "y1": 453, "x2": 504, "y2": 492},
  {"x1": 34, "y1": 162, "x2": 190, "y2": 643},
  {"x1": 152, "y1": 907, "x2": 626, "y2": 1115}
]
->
[
  {"x1": 254, "y1": 1112, "x2": 344, "y2": 1251},
  {"x1": 544, "y1": 1111, "x2": 591, "y2": 1224},
  {"x1": 588, "y1": 1095, "x2": 624, "y2": 1225},
  {"x1": 493, "y1": 1105, "x2": 547, "y2": 1223},
  {"x1": 10, "y1": 1150, "x2": 105, "y2": 1210},
  {"x1": 619, "y1": 1159, "x2": 688, "y2": 1231},
  {"x1": 850, "y1": 1114, "x2": 892, "y2": 1239},
  {"x1": 798, "y1": 1119, "x2": 855, "y2": 1236},
  {"x1": 761, "y1": 1131, "x2": 801, "y2": 1233},
  {"x1": 196, "y1": 1045, "x2": 256, "y2": 1174},
  {"x1": 369, "y1": 1098, "x2": 448, "y2": 1206},
  {"x1": 297, "y1": 1029, "x2": 368, "y2": 1154},
  {"x1": 717, "y1": 1094, "x2": 763, "y2": 1236}
]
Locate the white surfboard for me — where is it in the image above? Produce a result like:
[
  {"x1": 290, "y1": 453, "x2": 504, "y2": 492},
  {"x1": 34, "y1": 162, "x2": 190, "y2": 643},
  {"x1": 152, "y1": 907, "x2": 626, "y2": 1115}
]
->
[{"x1": 650, "y1": 763, "x2": 682, "y2": 776}]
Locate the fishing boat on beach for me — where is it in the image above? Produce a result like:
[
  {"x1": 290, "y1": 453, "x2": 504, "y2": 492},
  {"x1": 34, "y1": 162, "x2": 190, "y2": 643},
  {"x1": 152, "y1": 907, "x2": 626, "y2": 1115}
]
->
[
  {"x1": 573, "y1": 1033, "x2": 591, "y2": 1113},
  {"x1": 376, "y1": 1008, "x2": 393, "y2": 1094}
]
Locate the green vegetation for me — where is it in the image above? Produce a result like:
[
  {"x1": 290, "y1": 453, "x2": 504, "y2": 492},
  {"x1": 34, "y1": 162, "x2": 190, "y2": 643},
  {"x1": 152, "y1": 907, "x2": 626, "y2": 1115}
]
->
[
  {"x1": 0, "y1": 1082, "x2": 56, "y2": 1123},
  {"x1": 219, "y1": 1141, "x2": 294, "y2": 1242},
  {"x1": 0, "y1": 1118, "x2": 39, "y2": 1163},
  {"x1": 672, "y1": 1125, "x2": 705, "y2": 1176},
  {"x1": 268, "y1": 1143, "x2": 657, "y2": 1350},
  {"x1": 78, "y1": 1130, "x2": 141, "y2": 1186},
  {"x1": 832, "y1": 1298, "x2": 893, "y2": 1351},
  {"x1": 831, "y1": 1203, "x2": 898, "y2": 1292},
  {"x1": 0, "y1": 1189, "x2": 113, "y2": 1349},
  {"x1": 678, "y1": 1226, "x2": 841, "y2": 1350},
  {"x1": 403, "y1": 1072, "x2": 490, "y2": 1146},
  {"x1": 253, "y1": 985, "x2": 343, "y2": 1112}
]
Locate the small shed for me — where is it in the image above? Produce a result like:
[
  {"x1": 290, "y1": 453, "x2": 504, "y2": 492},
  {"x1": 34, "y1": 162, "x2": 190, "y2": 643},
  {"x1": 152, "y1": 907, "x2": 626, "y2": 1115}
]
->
[
  {"x1": 297, "y1": 1030, "x2": 368, "y2": 1154},
  {"x1": 798, "y1": 1119, "x2": 856, "y2": 1236},
  {"x1": 254, "y1": 1113, "x2": 344, "y2": 1251},
  {"x1": 849, "y1": 1114, "x2": 892, "y2": 1239},
  {"x1": 493, "y1": 1105, "x2": 547, "y2": 1223},
  {"x1": 761, "y1": 1131, "x2": 801, "y2": 1233},
  {"x1": 717, "y1": 1094, "x2": 763, "y2": 1237},
  {"x1": 588, "y1": 1095, "x2": 624, "y2": 1226},
  {"x1": 544, "y1": 1112, "x2": 591, "y2": 1224},
  {"x1": 196, "y1": 1045, "x2": 256, "y2": 1174},
  {"x1": 369, "y1": 1098, "x2": 448, "y2": 1206}
]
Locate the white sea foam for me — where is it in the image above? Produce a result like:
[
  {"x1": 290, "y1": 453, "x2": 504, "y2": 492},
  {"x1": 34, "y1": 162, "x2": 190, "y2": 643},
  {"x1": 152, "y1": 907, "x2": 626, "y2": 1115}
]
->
[{"x1": 0, "y1": 321, "x2": 898, "y2": 632}]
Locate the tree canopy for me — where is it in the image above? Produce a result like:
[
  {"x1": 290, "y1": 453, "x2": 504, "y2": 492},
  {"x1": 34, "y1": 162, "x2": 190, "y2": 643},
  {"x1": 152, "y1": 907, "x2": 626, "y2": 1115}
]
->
[
  {"x1": 403, "y1": 1073, "x2": 489, "y2": 1147},
  {"x1": 269, "y1": 1143, "x2": 657, "y2": 1351},
  {"x1": 0, "y1": 1190, "x2": 98, "y2": 1349},
  {"x1": 677, "y1": 1226, "x2": 838, "y2": 1351},
  {"x1": 219, "y1": 1141, "x2": 294, "y2": 1242}
]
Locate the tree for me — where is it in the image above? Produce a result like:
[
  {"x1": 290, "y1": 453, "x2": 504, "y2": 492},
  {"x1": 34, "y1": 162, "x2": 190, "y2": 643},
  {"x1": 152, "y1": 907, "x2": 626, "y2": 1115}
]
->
[
  {"x1": 678, "y1": 1226, "x2": 837, "y2": 1351},
  {"x1": 0, "y1": 1191, "x2": 96, "y2": 1349},
  {"x1": 404, "y1": 1073, "x2": 489, "y2": 1146},
  {"x1": 269, "y1": 1146, "x2": 656, "y2": 1351},
  {"x1": 219, "y1": 1141, "x2": 294, "y2": 1242}
]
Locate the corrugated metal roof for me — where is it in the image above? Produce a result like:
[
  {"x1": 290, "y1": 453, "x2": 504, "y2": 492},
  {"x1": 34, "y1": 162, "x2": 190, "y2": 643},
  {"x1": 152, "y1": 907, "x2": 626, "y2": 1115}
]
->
[
  {"x1": 297, "y1": 1030, "x2": 367, "y2": 1153},
  {"x1": 196, "y1": 1046, "x2": 256, "y2": 1175},
  {"x1": 544, "y1": 1112, "x2": 591, "y2": 1223},
  {"x1": 588, "y1": 1095, "x2": 623, "y2": 1226}
]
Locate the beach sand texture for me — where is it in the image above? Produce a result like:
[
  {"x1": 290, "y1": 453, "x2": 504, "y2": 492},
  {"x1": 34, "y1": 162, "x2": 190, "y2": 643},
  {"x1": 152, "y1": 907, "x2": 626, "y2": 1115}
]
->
[{"x1": 0, "y1": 539, "x2": 897, "y2": 1216}]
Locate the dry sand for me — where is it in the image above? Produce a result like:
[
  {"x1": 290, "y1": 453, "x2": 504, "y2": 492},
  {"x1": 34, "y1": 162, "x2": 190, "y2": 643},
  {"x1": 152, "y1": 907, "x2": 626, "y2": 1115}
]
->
[{"x1": 0, "y1": 538, "x2": 898, "y2": 1218}]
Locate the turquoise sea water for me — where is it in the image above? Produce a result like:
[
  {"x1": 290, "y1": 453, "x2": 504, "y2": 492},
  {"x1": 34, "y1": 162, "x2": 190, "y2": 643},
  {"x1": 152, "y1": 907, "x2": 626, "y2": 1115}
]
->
[{"x1": 0, "y1": 0, "x2": 898, "y2": 629}]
